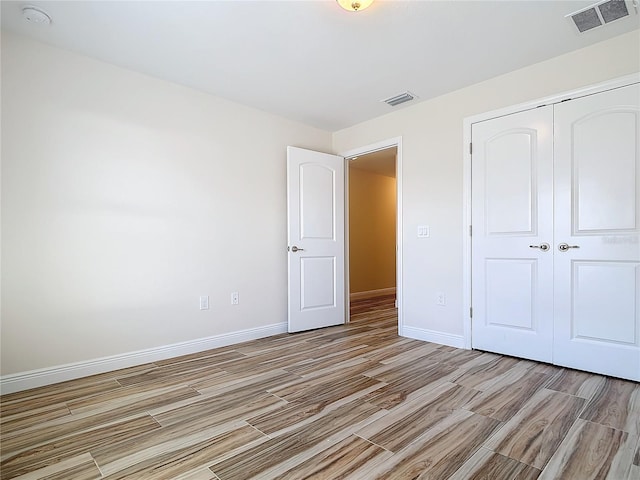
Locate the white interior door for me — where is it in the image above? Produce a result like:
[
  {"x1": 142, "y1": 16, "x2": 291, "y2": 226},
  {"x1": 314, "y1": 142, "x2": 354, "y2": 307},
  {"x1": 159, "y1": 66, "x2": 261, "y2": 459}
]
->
[
  {"x1": 471, "y1": 106, "x2": 554, "y2": 363},
  {"x1": 553, "y1": 83, "x2": 640, "y2": 381},
  {"x1": 287, "y1": 146, "x2": 345, "y2": 333}
]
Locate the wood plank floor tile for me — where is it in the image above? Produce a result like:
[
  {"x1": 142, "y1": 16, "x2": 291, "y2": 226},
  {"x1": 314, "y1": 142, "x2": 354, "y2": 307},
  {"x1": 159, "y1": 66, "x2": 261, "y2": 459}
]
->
[
  {"x1": 0, "y1": 403, "x2": 71, "y2": 435},
  {"x1": 247, "y1": 383, "x2": 383, "y2": 437},
  {"x1": 375, "y1": 341, "x2": 442, "y2": 365},
  {"x1": 452, "y1": 356, "x2": 521, "y2": 390},
  {"x1": 485, "y1": 388, "x2": 586, "y2": 469},
  {"x1": 269, "y1": 372, "x2": 384, "y2": 404},
  {"x1": 438, "y1": 348, "x2": 487, "y2": 368},
  {"x1": 355, "y1": 409, "x2": 501, "y2": 480},
  {"x1": 1, "y1": 415, "x2": 160, "y2": 479},
  {"x1": 448, "y1": 447, "x2": 541, "y2": 480},
  {"x1": 173, "y1": 469, "x2": 217, "y2": 480},
  {"x1": 360, "y1": 339, "x2": 426, "y2": 364},
  {"x1": 9, "y1": 453, "x2": 101, "y2": 480},
  {"x1": 464, "y1": 371, "x2": 550, "y2": 421},
  {"x1": 268, "y1": 364, "x2": 373, "y2": 398},
  {"x1": 1, "y1": 386, "x2": 200, "y2": 456},
  {"x1": 291, "y1": 357, "x2": 379, "y2": 383},
  {"x1": 544, "y1": 368, "x2": 605, "y2": 399},
  {"x1": 193, "y1": 370, "x2": 300, "y2": 401},
  {"x1": 233, "y1": 331, "x2": 317, "y2": 352},
  {"x1": 580, "y1": 377, "x2": 640, "y2": 435},
  {"x1": 304, "y1": 325, "x2": 377, "y2": 345},
  {"x1": 0, "y1": 380, "x2": 123, "y2": 417},
  {"x1": 153, "y1": 349, "x2": 243, "y2": 367},
  {"x1": 152, "y1": 391, "x2": 286, "y2": 430},
  {"x1": 277, "y1": 434, "x2": 392, "y2": 480},
  {"x1": 186, "y1": 368, "x2": 275, "y2": 392},
  {"x1": 209, "y1": 399, "x2": 384, "y2": 480},
  {"x1": 113, "y1": 364, "x2": 227, "y2": 388},
  {"x1": 363, "y1": 346, "x2": 448, "y2": 380},
  {"x1": 66, "y1": 373, "x2": 218, "y2": 412},
  {"x1": 91, "y1": 418, "x2": 261, "y2": 474},
  {"x1": 283, "y1": 345, "x2": 379, "y2": 376},
  {"x1": 363, "y1": 362, "x2": 458, "y2": 410},
  {"x1": 98, "y1": 424, "x2": 265, "y2": 479},
  {"x1": 300, "y1": 341, "x2": 369, "y2": 360},
  {"x1": 357, "y1": 381, "x2": 480, "y2": 453},
  {"x1": 461, "y1": 359, "x2": 534, "y2": 392},
  {"x1": 539, "y1": 419, "x2": 635, "y2": 480}
]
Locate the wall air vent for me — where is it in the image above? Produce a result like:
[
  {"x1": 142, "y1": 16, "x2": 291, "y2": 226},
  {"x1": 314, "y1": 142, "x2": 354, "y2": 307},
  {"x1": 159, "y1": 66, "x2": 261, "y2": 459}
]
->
[
  {"x1": 382, "y1": 91, "x2": 416, "y2": 107},
  {"x1": 567, "y1": 0, "x2": 635, "y2": 33}
]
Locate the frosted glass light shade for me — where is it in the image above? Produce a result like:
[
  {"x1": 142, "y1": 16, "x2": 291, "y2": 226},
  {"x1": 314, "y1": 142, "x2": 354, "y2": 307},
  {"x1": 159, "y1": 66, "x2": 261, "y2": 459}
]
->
[{"x1": 337, "y1": 0, "x2": 374, "y2": 12}]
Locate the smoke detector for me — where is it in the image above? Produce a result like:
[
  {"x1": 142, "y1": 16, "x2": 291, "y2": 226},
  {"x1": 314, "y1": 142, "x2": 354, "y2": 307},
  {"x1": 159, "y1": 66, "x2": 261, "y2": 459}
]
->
[
  {"x1": 567, "y1": 0, "x2": 637, "y2": 33},
  {"x1": 22, "y1": 5, "x2": 52, "y2": 25}
]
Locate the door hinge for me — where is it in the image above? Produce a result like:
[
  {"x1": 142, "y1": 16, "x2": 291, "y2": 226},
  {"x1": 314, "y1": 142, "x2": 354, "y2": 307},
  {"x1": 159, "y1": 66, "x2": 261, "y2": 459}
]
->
[
  {"x1": 470, "y1": 307, "x2": 473, "y2": 318},
  {"x1": 469, "y1": 142, "x2": 473, "y2": 155},
  {"x1": 469, "y1": 225, "x2": 472, "y2": 236}
]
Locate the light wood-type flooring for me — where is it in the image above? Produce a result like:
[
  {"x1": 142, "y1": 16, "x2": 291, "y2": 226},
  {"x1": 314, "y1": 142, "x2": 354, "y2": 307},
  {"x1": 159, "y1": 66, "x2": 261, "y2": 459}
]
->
[{"x1": 1, "y1": 294, "x2": 639, "y2": 479}]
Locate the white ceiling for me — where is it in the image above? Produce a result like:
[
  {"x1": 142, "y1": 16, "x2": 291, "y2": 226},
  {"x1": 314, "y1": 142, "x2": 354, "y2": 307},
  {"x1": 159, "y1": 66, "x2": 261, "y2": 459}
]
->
[{"x1": 2, "y1": 1, "x2": 639, "y2": 131}]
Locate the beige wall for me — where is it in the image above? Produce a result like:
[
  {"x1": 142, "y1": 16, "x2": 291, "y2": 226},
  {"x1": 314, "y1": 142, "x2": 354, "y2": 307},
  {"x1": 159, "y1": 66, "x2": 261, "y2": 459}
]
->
[
  {"x1": 349, "y1": 167, "x2": 396, "y2": 294},
  {"x1": 1, "y1": 32, "x2": 332, "y2": 375},
  {"x1": 333, "y1": 30, "x2": 640, "y2": 341}
]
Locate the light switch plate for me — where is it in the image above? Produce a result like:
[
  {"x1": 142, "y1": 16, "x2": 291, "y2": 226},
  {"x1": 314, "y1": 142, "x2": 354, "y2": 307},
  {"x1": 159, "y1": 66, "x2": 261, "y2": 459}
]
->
[
  {"x1": 200, "y1": 295, "x2": 209, "y2": 310},
  {"x1": 417, "y1": 225, "x2": 430, "y2": 237}
]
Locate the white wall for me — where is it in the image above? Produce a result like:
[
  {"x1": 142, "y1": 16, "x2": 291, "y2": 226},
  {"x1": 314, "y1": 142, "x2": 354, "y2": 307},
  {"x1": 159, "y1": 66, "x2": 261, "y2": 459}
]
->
[
  {"x1": 1, "y1": 32, "x2": 332, "y2": 377},
  {"x1": 333, "y1": 30, "x2": 640, "y2": 344}
]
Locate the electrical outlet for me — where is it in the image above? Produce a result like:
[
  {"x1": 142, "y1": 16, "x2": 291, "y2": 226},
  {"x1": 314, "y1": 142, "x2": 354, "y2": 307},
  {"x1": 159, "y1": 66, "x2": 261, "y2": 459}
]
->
[
  {"x1": 436, "y1": 292, "x2": 446, "y2": 306},
  {"x1": 199, "y1": 295, "x2": 209, "y2": 310},
  {"x1": 231, "y1": 292, "x2": 239, "y2": 305}
]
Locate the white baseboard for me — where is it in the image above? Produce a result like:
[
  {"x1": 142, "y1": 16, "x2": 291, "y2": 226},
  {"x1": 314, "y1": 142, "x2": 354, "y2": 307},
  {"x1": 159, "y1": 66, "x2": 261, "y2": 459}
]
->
[
  {"x1": 402, "y1": 325, "x2": 466, "y2": 349},
  {"x1": 0, "y1": 322, "x2": 287, "y2": 395},
  {"x1": 350, "y1": 287, "x2": 396, "y2": 301}
]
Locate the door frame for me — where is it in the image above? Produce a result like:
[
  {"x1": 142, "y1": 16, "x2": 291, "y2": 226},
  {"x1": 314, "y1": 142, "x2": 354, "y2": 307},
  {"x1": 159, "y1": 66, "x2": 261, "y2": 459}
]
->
[
  {"x1": 339, "y1": 137, "x2": 404, "y2": 334},
  {"x1": 462, "y1": 72, "x2": 640, "y2": 349}
]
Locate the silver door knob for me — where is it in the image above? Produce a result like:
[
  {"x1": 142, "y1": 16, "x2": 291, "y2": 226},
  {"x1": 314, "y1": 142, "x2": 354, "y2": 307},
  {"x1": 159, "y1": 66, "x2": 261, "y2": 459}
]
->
[
  {"x1": 289, "y1": 246, "x2": 304, "y2": 252},
  {"x1": 529, "y1": 243, "x2": 550, "y2": 251},
  {"x1": 558, "y1": 243, "x2": 580, "y2": 252}
]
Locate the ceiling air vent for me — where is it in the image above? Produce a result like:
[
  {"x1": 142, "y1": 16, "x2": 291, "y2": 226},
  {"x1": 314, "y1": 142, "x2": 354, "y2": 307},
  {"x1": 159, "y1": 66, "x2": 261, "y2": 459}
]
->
[
  {"x1": 382, "y1": 91, "x2": 416, "y2": 107},
  {"x1": 567, "y1": 0, "x2": 635, "y2": 33}
]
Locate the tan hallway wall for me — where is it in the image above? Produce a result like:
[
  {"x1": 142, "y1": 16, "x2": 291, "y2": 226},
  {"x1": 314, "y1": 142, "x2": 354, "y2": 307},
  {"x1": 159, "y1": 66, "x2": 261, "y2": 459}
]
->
[{"x1": 349, "y1": 167, "x2": 396, "y2": 295}]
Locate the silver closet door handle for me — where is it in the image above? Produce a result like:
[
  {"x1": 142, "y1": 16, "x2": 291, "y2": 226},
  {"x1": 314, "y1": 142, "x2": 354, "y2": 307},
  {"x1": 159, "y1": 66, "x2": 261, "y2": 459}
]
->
[
  {"x1": 529, "y1": 243, "x2": 550, "y2": 251},
  {"x1": 558, "y1": 243, "x2": 580, "y2": 252},
  {"x1": 290, "y1": 246, "x2": 304, "y2": 252}
]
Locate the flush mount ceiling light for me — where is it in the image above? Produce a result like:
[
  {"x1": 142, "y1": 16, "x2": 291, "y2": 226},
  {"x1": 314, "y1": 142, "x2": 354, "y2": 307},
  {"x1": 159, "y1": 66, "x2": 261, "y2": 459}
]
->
[
  {"x1": 22, "y1": 5, "x2": 52, "y2": 25},
  {"x1": 337, "y1": 0, "x2": 374, "y2": 12}
]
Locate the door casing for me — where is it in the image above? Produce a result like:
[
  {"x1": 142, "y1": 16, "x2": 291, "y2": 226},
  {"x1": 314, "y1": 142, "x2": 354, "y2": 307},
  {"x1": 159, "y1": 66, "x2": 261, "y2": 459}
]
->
[
  {"x1": 339, "y1": 137, "x2": 403, "y2": 333},
  {"x1": 462, "y1": 72, "x2": 640, "y2": 349}
]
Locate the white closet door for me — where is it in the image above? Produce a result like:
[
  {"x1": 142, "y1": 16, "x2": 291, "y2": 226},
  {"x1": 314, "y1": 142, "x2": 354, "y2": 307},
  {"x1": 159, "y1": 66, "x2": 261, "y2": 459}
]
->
[
  {"x1": 471, "y1": 106, "x2": 554, "y2": 363},
  {"x1": 553, "y1": 83, "x2": 640, "y2": 381}
]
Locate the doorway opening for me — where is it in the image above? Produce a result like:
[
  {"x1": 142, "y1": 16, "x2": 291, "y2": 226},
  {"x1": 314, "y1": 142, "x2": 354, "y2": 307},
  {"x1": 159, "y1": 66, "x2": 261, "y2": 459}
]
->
[{"x1": 347, "y1": 147, "x2": 398, "y2": 326}]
